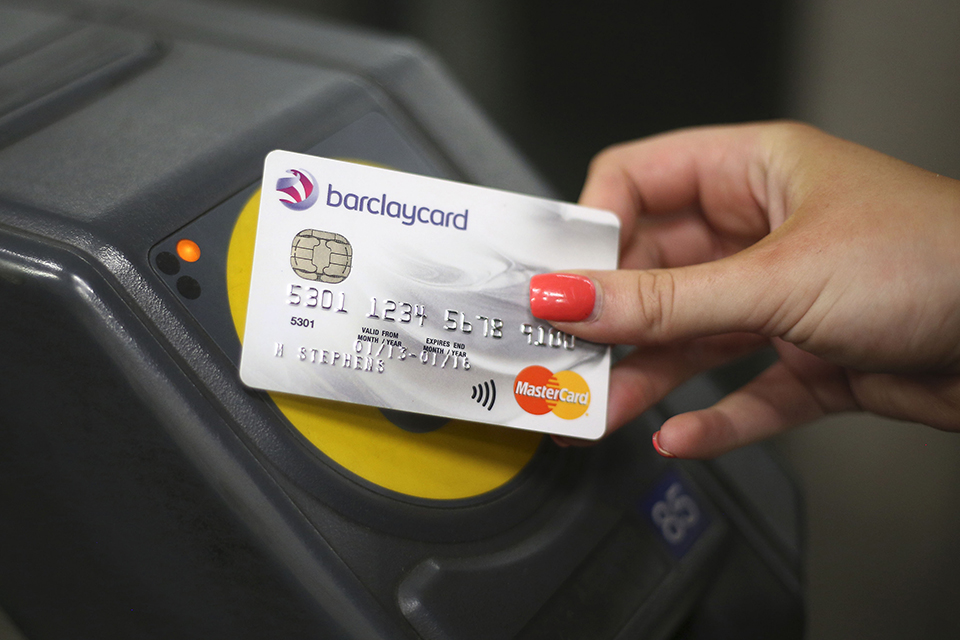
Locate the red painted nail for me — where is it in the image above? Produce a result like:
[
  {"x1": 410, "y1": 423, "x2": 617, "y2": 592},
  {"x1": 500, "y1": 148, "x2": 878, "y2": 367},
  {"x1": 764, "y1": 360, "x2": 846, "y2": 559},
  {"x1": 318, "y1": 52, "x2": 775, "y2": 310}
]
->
[
  {"x1": 529, "y1": 273, "x2": 596, "y2": 322},
  {"x1": 652, "y1": 431, "x2": 676, "y2": 458}
]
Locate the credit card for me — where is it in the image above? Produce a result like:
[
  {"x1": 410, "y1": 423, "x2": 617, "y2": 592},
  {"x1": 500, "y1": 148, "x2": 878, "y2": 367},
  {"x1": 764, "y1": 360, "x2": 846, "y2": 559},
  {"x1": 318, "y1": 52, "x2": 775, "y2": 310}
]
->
[{"x1": 239, "y1": 151, "x2": 620, "y2": 439}]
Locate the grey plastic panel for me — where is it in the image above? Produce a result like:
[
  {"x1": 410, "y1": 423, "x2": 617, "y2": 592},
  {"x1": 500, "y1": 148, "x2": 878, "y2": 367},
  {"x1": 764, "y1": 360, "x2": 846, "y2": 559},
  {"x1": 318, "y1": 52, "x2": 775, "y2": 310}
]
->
[
  {"x1": 99, "y1": 0, "x2": 553, "y2": 197},
  {"x1": 0, "y1": 6, "x2": 72, "y2": 62},
  {"x1": 0, "y1": 9, "x2": 161, "y2": 146},
  {"x1": 0, "y1": 41, "x2": 366, "y2": 224},
  {"x1": 398, "y1": 501, "x2": 622, "y2": 639}
]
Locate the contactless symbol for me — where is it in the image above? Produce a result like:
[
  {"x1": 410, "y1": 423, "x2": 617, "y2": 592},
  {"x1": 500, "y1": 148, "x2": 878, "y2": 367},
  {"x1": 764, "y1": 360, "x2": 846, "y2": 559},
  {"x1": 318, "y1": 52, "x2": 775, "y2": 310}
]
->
[
  {"x1": 470, "y1": 380, "x2": 497, "y2": 411},
  {"x1": 277, "y1": 169, "x2": 319, "y2": 210},
  {"x1": 290, "y1": 229, "x2": 353, "y2": 283},
  {"x1": 513, "y1": 366, "x2": 590, "y2": 420}
]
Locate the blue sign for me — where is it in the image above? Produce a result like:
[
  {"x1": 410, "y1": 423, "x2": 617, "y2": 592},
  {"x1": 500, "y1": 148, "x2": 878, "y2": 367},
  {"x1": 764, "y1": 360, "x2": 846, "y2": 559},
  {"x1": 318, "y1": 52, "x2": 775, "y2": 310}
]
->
[{"x1": 638, "y1": 469, "x2": 710, "y2": 559}]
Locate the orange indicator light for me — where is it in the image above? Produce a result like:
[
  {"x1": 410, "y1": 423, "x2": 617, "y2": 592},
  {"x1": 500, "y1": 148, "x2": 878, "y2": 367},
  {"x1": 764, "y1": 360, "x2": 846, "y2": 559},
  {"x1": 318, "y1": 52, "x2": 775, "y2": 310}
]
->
[{"x1": 176, "y1": 239, "x2": 201, "y2": 262}]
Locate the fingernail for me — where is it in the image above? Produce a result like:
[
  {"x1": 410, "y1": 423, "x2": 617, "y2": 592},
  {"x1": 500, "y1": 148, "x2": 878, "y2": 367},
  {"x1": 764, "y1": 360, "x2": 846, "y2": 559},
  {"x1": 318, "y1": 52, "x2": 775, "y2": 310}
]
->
[
  {"x1": 530, "y1": 273, "x2": 596, "y2": 322},
  {"x1": 652, "y1": 431, "x2": 676, "y2": 458}
]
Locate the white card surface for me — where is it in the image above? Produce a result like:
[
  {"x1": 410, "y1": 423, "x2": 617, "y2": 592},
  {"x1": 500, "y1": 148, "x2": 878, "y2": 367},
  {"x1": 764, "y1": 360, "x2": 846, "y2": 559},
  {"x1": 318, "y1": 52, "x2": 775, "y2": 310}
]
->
[{"x1": 239, "y1": 151, "x2": 620, "y2": 439}]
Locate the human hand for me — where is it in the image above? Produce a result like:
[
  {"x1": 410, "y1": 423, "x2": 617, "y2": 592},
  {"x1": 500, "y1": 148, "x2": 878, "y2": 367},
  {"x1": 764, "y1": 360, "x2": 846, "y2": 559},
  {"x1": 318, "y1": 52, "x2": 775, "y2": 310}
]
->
[{"x1": 530, "y1": 122, "x2": 960, "y2": 458}]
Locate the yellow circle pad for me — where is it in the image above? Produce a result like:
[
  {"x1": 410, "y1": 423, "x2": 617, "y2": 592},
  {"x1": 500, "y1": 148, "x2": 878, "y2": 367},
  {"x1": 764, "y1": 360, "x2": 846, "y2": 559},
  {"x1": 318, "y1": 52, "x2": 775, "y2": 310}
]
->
[{"x1": 226, "y1": 188, "x2": 541, "y2": 500}]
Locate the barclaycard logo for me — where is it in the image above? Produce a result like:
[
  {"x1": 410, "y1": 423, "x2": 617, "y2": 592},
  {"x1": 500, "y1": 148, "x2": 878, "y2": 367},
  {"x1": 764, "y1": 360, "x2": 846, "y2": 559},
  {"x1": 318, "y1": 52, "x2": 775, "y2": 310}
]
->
[
  {"x1": 277, "y1": 169, "x2": 319, "y2": 211},
  {"x1": 325, "y1": 183, "x2": 469, "y2": 231},
  {"x1": 513, "y1": 366, "x2": 590, "y2": 420}
]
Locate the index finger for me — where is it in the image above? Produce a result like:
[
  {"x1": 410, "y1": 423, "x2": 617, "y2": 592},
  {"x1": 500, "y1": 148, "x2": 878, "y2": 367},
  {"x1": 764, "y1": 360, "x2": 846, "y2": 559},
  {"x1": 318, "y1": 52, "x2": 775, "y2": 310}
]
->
[{"x1": 579, "y1": 124, "x2": 778, "y2": 252}]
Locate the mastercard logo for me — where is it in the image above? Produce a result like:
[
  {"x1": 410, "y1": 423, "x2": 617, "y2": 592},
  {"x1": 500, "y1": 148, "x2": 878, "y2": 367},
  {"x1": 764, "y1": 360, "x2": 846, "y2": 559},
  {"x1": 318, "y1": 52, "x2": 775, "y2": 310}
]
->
[{"x1": 513, "y1": 365, "x2": 590, "y2": 420}]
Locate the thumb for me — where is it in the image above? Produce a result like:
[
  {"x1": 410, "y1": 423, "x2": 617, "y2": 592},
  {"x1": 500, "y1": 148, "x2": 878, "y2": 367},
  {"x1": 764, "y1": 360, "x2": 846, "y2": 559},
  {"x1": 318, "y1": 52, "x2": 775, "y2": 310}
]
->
[{"x1": 530, "y1": 254, "x2": 780, "y2": 346}]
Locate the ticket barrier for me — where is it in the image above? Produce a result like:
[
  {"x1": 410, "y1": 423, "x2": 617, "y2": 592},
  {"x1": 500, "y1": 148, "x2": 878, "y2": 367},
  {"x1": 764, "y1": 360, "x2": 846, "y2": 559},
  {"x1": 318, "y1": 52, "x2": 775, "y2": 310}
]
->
[{"x1": 0, "y1": 1, "x2": 804, "y2": 638}]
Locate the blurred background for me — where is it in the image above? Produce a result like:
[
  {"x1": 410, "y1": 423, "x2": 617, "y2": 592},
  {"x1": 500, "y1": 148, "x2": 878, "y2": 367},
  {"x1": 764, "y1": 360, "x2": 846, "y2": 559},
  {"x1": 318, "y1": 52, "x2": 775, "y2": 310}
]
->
[
  {"x1": 212, "y1": 1, "x2": 960, "y2": 639},
  {"x1": 2, "y1": 0, "x2": 958, "y2": 638}
]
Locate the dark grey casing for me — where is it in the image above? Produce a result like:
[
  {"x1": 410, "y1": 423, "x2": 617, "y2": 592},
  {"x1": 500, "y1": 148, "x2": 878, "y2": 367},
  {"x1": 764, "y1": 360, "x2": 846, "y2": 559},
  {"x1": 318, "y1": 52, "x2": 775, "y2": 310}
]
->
[{"x1": 0, "y1": 1, "x2": 803, "y2": 638}]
